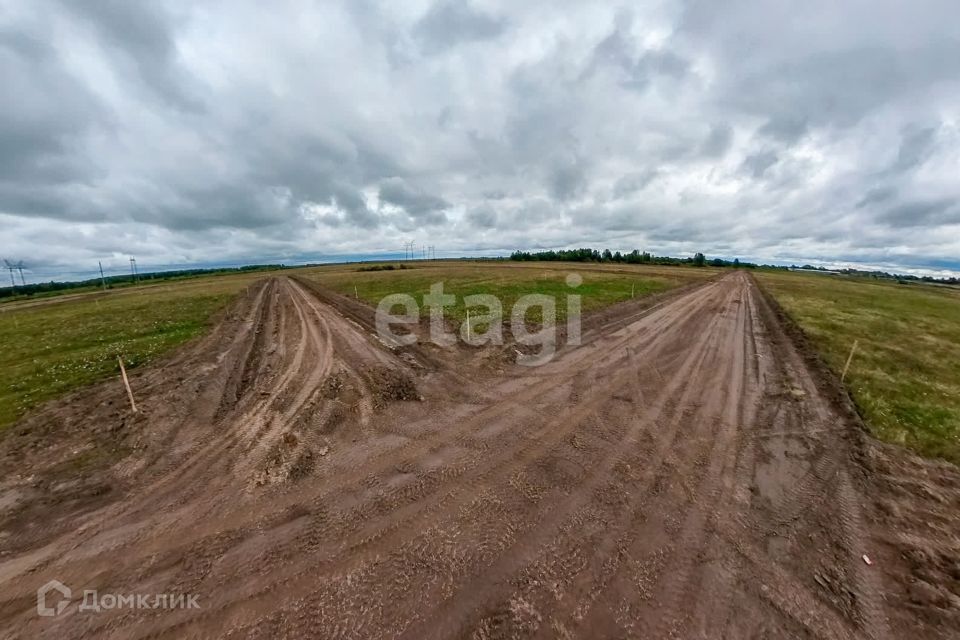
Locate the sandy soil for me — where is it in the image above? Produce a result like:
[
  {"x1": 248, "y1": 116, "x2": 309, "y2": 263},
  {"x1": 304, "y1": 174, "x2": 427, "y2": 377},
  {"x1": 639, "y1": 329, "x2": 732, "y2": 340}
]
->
[{"x1": 0, "y1": 272, "x2": 956, "y2": 638}]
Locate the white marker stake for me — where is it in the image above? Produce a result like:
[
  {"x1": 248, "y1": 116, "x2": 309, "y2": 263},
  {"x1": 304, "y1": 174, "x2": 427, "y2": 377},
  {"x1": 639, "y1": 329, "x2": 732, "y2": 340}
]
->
[
  {"x1": 355, "y1": 285, "x2": 359, "y2": 300},
  {"x1": 840, "y1": 339, "x2": 859, "y2": 383},
  {"x1": 631, "y1": 283, "x2": 635, "y2": 298},
  {"x1": 466, "y1": 309, "x2": 471, "y2": 342},
  {"x1": 118, "y1": 356, "x2": 138, "y2": 413}
]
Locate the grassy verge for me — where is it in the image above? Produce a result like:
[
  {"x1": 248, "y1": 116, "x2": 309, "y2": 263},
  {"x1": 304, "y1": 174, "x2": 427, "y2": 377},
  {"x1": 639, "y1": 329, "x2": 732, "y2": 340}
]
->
[
  {"x1": 0, "y1": 274, "x2": 261, "y2": 430},
  {"x1": 756, "y1": 271, "x2": 960, "y2": 464},
  {"x1": 303, "y1": 261, "x2": 718, "y2": 324}
]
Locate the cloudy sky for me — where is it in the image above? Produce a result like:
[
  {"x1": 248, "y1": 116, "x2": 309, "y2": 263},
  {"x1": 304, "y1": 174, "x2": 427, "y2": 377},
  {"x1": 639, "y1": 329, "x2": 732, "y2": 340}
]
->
[{"x1": 2, "y1": 0, "x2": 959, "y2": 280}]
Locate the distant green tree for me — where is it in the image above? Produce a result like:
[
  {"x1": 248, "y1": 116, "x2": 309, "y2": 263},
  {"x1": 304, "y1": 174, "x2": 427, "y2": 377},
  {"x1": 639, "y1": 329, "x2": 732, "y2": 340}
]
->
[
  {"x1": 733, "y1": 258, "x2": 740, "y2": 268},
  {"x1": 693, "y1": 252, "x2": 706, "y2": 267}
]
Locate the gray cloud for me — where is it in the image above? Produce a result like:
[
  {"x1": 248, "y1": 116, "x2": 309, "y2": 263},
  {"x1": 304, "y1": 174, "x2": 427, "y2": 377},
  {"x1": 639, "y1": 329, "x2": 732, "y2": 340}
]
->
[
  {"x1": 757, "y1": 116, "x2": 808, "y2": 143},
  {"x1": 465, "y1": 205, "x2": 497, "y2": 229},
  {"x1": 379, "y1": 178, "x2": 449, "y2": 225},
  {"x1": 857, "y1": 186, "x2": 898, "y2": 209},
  {"x1": 413, "y1": 0, "x2": 505, "y2": 53},
  {"x1": 587, "y1": 11, "x2": 690, "y2": 91},
  {"x1": 1, "y1": 0, "x2": 959, "y2": 279},
  {"x1": 700, "y1": 124, "x2": 732, "y2": 157},
  {"x1": 891, "y1": 125, "x2": 940, "y2": 173},
  {"x1": 57, "y1": 0, "x2": 201, "y2": 111},
  {"x1": 741, "y1": 151, "x2": 779, "y2": 178},
  {"x1": 613, "y1": 169, "x2": 659, "y2": 198},
  {"x1": 879, "y1": 199, "x2": 958, "y2": 227}
]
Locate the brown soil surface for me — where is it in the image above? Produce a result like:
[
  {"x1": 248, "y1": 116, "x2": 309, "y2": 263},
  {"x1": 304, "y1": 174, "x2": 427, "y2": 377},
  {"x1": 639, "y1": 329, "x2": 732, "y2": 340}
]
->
[{"x1": 0, "y1": 272, "x2": 956, "y2": 638}]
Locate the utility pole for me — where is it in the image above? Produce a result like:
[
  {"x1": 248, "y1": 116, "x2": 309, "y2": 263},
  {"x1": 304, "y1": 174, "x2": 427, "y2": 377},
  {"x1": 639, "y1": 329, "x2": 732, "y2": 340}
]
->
[{"x1": 99, "y1": 261, "x2": 107, "y2": 291}]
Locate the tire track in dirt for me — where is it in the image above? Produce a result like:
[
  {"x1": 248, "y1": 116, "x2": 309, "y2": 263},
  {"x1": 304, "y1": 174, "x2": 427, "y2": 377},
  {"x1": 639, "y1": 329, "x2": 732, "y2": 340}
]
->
[
  {"x1": 100, "y1": 280, "x2": 732, "y2": 638},
  {"x1": 394, "y1": 284, "x2": 741, "y2": 639}
]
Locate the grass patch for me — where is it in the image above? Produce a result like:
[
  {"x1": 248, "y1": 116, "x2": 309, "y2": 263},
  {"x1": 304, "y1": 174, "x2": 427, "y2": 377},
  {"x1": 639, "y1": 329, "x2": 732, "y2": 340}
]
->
[
  {"x1": 304, "y1": 260, "x2": 718, "y2": 325},
  {"x1": 0, "y1": 274, "x2": 261, "y2": 431},
  {"x1": 756, "y1": 271, "x2": 960, "y2": 464}
]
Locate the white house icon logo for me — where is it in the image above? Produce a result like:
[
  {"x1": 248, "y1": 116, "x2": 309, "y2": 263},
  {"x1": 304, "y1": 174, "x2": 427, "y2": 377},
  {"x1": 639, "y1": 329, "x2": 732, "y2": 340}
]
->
[{"x1": 37, "y1": 580, "x2": 71, "y2": 617}]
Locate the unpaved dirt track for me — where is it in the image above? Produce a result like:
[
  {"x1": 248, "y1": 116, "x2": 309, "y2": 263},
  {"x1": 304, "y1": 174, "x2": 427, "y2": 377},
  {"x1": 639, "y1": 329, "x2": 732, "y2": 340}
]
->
[{"x1": 0, "y1": 272, "x2": 955, "y2": 638}]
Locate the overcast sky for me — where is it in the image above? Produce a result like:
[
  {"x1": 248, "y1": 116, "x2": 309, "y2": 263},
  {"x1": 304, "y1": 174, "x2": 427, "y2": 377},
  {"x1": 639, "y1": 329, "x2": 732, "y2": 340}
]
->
[{"x1": 2, "y1": 0, "x2": 959, "y2": 280}]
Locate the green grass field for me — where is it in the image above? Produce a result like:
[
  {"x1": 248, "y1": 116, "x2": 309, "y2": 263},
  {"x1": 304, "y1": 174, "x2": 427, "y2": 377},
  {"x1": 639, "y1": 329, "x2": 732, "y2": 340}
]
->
[
  {"x1": 757, "y1": 271, "x2": 960, "y2": 464},
  {"x1": 0, "y1": 275, "x2": 262, "y2": 430},
  {"x1": 302, "y1": 261, "x2": 717, "y2": 324}
]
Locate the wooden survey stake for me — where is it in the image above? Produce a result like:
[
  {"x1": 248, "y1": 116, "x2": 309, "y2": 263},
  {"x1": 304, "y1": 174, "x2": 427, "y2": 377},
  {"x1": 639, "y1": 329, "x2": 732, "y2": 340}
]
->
[{"x1": 118, "y1": 356, "x2": 138, "y2": 413}]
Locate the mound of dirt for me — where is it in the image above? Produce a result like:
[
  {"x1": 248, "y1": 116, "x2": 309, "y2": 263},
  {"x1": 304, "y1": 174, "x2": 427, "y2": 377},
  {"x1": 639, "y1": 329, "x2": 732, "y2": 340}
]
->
[{"x1": 368, "y1": 366, "x2": 420, "y2": 403}]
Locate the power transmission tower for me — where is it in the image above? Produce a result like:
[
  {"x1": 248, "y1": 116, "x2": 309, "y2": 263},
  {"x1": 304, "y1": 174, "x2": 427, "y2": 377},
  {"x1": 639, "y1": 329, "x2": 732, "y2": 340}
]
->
[
  {"x1": 2, "y1": 259, "x2": 15, "y2": 287},
  {"x1": 99, "y1": 261, "x2": 107, "y2": 291},
  {"x1": 15, "y1": 261, "x2": 24, "y2": 285},
  {"x1": 129, "y1": 257, "x2": 139, "y2": 284}
]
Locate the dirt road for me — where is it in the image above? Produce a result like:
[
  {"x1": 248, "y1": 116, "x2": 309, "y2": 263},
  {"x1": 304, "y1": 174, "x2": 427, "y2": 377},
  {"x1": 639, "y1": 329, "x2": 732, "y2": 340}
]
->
[{"x1": 0, "y1": 272, "x2": 955, "y2": 638}]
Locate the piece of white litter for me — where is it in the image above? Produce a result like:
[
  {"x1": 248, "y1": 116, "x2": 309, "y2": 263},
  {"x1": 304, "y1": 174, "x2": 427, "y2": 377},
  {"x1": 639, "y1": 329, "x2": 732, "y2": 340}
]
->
[{"x1": 862, "y1": 554, "x2": 872, "y2": 565}]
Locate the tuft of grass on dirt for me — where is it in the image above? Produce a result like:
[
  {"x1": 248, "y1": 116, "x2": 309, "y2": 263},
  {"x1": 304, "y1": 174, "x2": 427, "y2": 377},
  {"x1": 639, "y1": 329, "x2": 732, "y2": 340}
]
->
[
  {"x1": 0, "y1": 275, "x2": 260, "y2": 431},
  {"x1": 756, "y1": 271, "x2": 960, "y2": 464},
  {"x1": 304, "y1": 260, "x2": 717, "y2": 325}
]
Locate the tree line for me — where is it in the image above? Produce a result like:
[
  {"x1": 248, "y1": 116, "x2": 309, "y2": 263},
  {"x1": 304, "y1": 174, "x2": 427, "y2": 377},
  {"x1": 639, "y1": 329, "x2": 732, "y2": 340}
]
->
[{"x1": 509, "y1": 248, "x2": 751, "y2": 268}]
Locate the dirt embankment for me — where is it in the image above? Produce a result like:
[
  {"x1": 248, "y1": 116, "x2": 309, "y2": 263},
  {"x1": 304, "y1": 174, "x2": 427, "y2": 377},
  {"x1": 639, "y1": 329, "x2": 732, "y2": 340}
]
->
[{"x1": 0, "y1": 273, "x2": 956, "y2": 639}]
